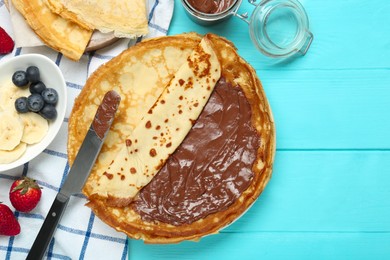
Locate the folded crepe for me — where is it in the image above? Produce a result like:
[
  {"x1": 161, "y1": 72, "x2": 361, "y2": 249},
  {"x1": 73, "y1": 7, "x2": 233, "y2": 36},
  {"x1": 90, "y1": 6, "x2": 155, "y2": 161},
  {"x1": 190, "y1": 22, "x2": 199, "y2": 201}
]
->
[
  {"x1": 45, "y1": 0, "x2": 149, "y2": 38},
  {"x1": 68, "y1": 33, "x2": 275, "y2": 243},
  {"x1": 12, "y1": 0, "x2": 92, "y2": 61},
  {"x1": 88, "y1": 36, "x2": 221, "y2": 207}
]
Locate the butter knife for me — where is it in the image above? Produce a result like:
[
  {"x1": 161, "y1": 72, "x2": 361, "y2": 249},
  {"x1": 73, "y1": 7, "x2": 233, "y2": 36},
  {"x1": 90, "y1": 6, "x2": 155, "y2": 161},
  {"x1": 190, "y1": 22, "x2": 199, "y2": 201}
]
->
[{"x1": 26, "y1": 90, "x2": 121, "y2": 260}]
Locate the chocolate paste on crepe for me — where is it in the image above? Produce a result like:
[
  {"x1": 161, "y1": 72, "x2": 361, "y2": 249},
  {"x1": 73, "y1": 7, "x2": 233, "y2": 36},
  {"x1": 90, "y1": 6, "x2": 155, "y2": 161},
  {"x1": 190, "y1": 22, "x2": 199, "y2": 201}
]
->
[{"x1": 133, "y1": 78, "x2": 260, "y2": 225}]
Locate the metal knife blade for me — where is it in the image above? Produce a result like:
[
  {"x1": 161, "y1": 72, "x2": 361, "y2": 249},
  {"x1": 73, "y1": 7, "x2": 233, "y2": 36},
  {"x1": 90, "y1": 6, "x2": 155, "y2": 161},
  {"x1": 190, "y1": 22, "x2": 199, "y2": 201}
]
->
[
  {"x1": 61, "y1": 90, "x2": 121, "y2": 196},
  {"x1": 26, "y1": 90, "x2": 121, "y2": 260}
]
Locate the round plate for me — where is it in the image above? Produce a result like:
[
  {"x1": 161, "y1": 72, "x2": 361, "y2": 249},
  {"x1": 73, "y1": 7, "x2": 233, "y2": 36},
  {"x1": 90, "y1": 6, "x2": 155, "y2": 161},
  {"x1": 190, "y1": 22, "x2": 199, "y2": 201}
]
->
[
  {"x1": 85, "y1": 31, "x2": 119, "y2": 52},
  {"x1": 0, "y1": 54, "x2": 67, "y2": 172}
]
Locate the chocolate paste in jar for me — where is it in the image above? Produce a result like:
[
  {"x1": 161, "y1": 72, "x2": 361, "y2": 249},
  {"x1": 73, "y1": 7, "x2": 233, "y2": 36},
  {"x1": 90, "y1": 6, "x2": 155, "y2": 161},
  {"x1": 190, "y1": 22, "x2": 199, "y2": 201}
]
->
[
  {"x1": 132, "y1": 78, "x2": 260, "y2": 225},
  {"x1": 186, "y1": 0, "x2": 236, "y2": 14}
]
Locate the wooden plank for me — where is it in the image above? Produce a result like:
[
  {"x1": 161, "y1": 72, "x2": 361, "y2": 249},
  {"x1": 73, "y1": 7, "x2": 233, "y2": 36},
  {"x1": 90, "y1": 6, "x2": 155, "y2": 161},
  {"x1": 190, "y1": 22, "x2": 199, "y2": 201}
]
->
[
  {"x1": 129, "y1": 232, "x2": 390, "y2": 259},
  {"x1": 227, "y1": 151, "x2": 390, "y2": 232},
  {"x1": 169, "y1": 1, "x2": 390, "y2": 70},
  {"x1": 128, "y1": 151, "x2": 390, "y2": 259},
  {"x1": 262, "y1": 69, "x2": 390, "y2": 149}
]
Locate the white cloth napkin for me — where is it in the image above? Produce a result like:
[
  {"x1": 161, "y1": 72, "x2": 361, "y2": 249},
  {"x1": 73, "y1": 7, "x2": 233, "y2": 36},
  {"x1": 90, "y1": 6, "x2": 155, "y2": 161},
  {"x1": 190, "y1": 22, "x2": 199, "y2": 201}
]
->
[{"x1": 0, "y1": 0, "x2": 174, "y2": 259}]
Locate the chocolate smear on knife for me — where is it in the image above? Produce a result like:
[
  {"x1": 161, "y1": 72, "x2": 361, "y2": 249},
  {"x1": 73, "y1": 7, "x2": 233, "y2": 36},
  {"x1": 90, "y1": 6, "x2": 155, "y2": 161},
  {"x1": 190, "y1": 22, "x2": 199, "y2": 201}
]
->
[{"x1": 92, "y1": 90, "x2": 121, "y2": 140}]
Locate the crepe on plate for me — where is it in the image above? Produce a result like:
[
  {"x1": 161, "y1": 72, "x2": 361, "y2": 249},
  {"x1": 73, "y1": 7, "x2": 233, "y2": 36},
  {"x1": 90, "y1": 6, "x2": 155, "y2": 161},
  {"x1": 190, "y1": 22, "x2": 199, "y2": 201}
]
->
[
  {"x1": 45, "y1": 0, "x2": 149, "y2": 38},
  {"x1": 68, "y1": 33, "x2": 275, "y2": 243},
  {"x1": 11, "y1": 0, "x2": 92, "y2": 61}
]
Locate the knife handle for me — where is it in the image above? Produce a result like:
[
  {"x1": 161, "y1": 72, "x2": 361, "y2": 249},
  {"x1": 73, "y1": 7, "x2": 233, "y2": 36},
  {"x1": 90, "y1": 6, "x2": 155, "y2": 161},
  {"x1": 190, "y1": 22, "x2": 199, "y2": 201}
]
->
[{"x1": 26, "y1": 193, "x2": 70, "y2": 260}]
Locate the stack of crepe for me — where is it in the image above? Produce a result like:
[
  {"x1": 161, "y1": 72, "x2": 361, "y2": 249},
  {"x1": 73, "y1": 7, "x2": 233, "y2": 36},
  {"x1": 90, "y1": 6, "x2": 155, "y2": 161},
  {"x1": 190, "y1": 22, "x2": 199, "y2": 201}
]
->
[
  {"x1": 11, "y1": 0, "x2": 149, "y2": 60},
  {"x1": 68, "y1": 33, "x2": 276, "y2": 243}
]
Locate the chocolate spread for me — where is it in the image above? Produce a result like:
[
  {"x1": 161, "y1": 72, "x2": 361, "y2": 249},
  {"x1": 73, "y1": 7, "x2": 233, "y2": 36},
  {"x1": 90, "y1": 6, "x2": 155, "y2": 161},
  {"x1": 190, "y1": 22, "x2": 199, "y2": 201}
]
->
[
  {"x1": 132, "y1": 79, "x2": 260, "y2": 225},
  {"x1": 186, "y1": 0, "x2": 236, "y2": 14},
  {"x1": 92, "y1": 90, "x2": 121, "y2": 139}
]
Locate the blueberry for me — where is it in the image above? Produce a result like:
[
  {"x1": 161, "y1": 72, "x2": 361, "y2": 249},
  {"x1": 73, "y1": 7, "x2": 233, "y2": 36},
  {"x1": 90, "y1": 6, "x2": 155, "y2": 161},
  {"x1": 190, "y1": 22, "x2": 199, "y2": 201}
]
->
[
  {"x1": 14, "y1": 97, "x2": 29, "y2": 113},
  {"x1": 29, "y1": 81, "x2": 46, "y2": 94},
  {"x1": 41, "y1": 88, "x2": 58, "y2": 105},
  {"x1": 26, "y1": 66, "x2": 40, "y2": 83},
  {"x1": 39, "y1": 104, "x2": 57, "y2": 120},
  {"x1": 12, "y1": 70, "x2": 28, "y2": 87},
  {"x1": 27, "y1": 94, "x2": 44, "y2": 112}
]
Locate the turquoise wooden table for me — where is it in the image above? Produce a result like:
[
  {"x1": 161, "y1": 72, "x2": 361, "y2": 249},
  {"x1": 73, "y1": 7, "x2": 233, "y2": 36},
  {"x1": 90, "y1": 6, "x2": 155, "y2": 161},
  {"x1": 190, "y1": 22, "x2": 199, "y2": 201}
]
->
[{"x1": 129, "y1": 0, "x2": 390, "y2": 259}]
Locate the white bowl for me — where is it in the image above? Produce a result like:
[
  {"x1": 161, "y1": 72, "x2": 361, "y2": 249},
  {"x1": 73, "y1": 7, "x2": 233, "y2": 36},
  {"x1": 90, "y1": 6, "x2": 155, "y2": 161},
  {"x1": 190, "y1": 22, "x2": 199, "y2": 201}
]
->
[{"x1": 0, "y1": 54, "x2": 67, "y2": 172}]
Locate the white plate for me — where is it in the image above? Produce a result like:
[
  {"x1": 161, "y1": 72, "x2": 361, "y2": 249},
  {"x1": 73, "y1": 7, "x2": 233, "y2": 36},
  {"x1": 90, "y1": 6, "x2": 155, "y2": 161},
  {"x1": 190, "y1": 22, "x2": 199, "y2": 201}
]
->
[{"x1": 0, "y1": 54, "x2": 67, "y2": 172}]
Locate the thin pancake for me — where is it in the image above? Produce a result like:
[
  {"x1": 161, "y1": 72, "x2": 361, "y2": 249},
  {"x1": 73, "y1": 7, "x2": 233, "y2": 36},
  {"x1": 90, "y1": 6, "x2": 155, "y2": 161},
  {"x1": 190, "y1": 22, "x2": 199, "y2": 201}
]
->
[
  {"x1": 11, "y1": 0, "x2": 92, "y2": 61},
  {"x1": 45, "y1": 0, "x2": 148, "y2": 38},
  {"x1": 68, "y1": 33, "x2": 275, "y2": 243}
]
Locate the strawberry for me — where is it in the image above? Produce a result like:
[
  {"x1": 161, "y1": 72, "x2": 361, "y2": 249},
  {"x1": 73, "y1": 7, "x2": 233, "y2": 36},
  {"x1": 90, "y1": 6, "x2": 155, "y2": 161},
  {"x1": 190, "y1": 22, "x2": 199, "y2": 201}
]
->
[
  {"x1": 0, "y1": 27, "x2": 15, "y2": 54},
  {"x1": 9, "y1": 177, "x2": 42, "y2": 213},
  {"x1": 0, "y1": 203, "x2": 21, "y2": 236}
]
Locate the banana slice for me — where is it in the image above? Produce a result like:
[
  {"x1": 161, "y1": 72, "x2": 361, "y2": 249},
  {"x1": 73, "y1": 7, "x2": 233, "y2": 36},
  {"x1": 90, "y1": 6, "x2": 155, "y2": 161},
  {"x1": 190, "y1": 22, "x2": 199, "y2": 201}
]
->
[
  {"x1": 0, "y1": 110, "x2": 24, "y2": 150},
  {"x1": 19, "y1": 112, "x2": 49, "y2": 144},
  {"x1": 0, "y1": 142, "x2": 27, "y2": 164},
  {"x1": 0, "y1": 80, "x2": 30, "y2": 111}
]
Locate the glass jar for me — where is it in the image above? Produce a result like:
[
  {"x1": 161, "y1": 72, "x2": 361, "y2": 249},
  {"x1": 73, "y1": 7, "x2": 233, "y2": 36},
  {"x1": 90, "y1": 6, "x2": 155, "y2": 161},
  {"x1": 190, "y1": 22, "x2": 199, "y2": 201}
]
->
[{"x1": 181, "y1": 0, "x2": 313, "y2": 58}]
